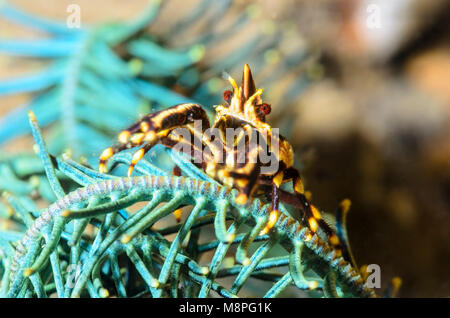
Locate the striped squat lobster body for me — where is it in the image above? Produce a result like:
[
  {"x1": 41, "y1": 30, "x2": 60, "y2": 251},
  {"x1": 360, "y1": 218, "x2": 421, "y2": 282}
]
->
[{"x1": 98, "y1": 64, "x2": 346, "y2": 256}]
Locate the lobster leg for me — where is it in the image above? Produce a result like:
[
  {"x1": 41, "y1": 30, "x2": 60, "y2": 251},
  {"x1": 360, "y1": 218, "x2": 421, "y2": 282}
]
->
[{"x1": 99, "y1": 103, "x2": 210, "y2": 174}]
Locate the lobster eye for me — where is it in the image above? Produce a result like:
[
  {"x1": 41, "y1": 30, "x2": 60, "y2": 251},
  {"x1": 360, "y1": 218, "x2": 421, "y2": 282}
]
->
[
  {"x1": 222, "y1": 90, "x2": 233, "y2": 104},
  {"x1": 259, "y1": 103, "x2": 271, "y2": 115}
]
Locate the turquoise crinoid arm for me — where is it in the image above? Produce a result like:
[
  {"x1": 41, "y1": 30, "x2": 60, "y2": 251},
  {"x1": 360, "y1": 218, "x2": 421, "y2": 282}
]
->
[
  {"x1": 0, "y1": 111, "x2": 376, "y2": 298},
  {"x1": 7, "y1": 175, "x2": 375, "y2": 298}
]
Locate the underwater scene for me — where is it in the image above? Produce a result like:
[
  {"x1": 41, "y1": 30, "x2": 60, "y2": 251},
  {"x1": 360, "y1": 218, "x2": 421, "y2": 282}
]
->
[{"x1": 0, "y1": 0, "x2": 449, "y2": 298}]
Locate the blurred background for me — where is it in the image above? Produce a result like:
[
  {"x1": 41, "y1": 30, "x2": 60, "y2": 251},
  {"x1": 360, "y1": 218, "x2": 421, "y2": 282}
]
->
[{"x1": 0, "y1": 0, "x2": 449, "y2": 297}]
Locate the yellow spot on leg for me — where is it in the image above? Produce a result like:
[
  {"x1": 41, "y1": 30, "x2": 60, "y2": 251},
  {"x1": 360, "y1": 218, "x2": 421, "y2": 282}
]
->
[
  {"x1": 201, "y1": 267, "x2": 210, "y2": 275},
  {"x1": 235, "y1": 178, "x2": 248, "y2": 188},
  {"x1": 144, "y1": 131, "x2": 157, "y2": 143},
  {"x1": 243, "y1": 258, "x2": 251, "y2": 266},
  {"x1": 223, "y1": 177, "x2": 234, "y2": 188},
  {"x1": 61, "y1": 210, "x2": 71, "y2": 217},
  {"x1": 206, "y1": 163, "x2": 216, "y2": 177},
  {"x1": 100, "y1": 147, "x2": 113, "y2": 160},
  {"x1": 99, "y1": 288, "x2": 109, "y2": 298},
  {"x1": 99, "y1": 147, "x2": 114, "y2": 173},
  {"x1": 235, "y1": 193, "x2": 248, "y2": 205},
  {"x1": 360, "y1": 264, "x2": 369, "y2": 280},
  {"x1": 273, "y1": 171, "x2": 284, "y2": 187},
  {"x1": 217, "y1": 170, "x2": 229, "y2": 179},
  {"x1": 304, "y1": 191, "x2": 312, "y2": 201},
  {"x1": 311, "y1": 205, "x2": 322, "y2": 220},
  {"x1": 329, "y1": 233, "x2": 340, "y2": 246},
  {"x1": 308, "y1": 217, "x2": 318, "y2": 233},
  {"x1": 27, "y1": 110, "x2": 37, "y2": 121},
  {"x1": 118, "y1": 131, "x2": 131, "y2": 144},
  {"x1": 99, "y1": 163, "x2": 107, "y2": 174},
  {"x1": 23, "y1": 268, "x2": 34, "y2": 277},
  {"x1": 173, "y1": 208, "x2": 182, "y2": 223},
  {"x1": 130, "y1": 133, "x2": 145, "y2": 144},
  {"x1": 128, "y1": 148, "x2": 146, "y2": 176},
  {"x1": 294, "y1": 178, "x2": 304, "y2": 194},
  {"x1": 304, "y1": 233, "x2": 313, "y2": 241},
  {"x1": 140, "y1": 121, "x2": 150, "y2": 132},
  {"x1": 308, "y1": 281, "x2": 319, "y2": 290},
  {"x1": 226, "y1": 233, "x2": 235, "y2": 243},
  {"x1": 121, "y1": 234, "x2": 132, "y2": 244},
  {"x1": 260, "y1": 210, "x2": 279, "y2": 235},
  {"x1": 151, "y1": 279, "x2": 160, "y2": 288}
]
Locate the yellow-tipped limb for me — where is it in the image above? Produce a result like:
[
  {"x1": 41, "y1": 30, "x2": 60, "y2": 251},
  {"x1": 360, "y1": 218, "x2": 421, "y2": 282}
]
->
[
  {"x1": 173, "y1": 208, "x2": 183, "y2": 223},
  {"x1": 128, "y1": 148, "x2": 146, "y2": 176},
  {"x1": 27, "y1": 110, "x2": 37, "y2": 121},
  {"x1": 227, "y1": 75, "x2": 239, "y2": 95},
  {"x1": 340, "y1": 199, "x2": 352, "y2": 214},
  {"x1": 226, "y1": 233, "x2": 235, "y2": 243},
  {"x1": 235, "y1": 193, "x2": 248, "y2": 205},
  {"x1": 118, "y1": 130, "x2": 131, "y2": 144},
  {"x1": 23, "y1": 268, "x2": 34, "y2": 277},
  {"x1": 99, "y1": 147, "x2": 114, "y2": 173},
  {"x1": 99, "y1": 288, "x2": 110, "y2": 298},
  {"x1": 60, "y1": 210, "x2": 71, "y2": 218},
  {"x1": 245, "y1": 88, "x2": 264, "y2": 107},
  {"x1": 121, "y1": 234, "x2": 132, "y2": 244},
  {"x1": 273, "y1": 171, "x2": 284, "y2": 188},
  {"x1": 259, "y1": 209, "x2": 279, "y2": 236}
]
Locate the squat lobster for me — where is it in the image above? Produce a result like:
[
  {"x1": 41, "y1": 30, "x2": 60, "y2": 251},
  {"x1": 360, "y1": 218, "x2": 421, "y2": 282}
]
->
[{"x1": 99, "y1": 64, "x2": 344, "y2": 254}]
